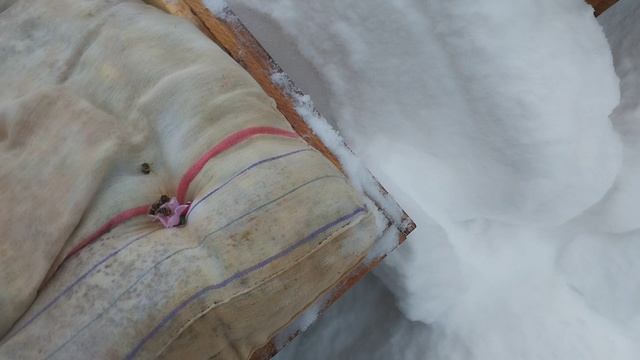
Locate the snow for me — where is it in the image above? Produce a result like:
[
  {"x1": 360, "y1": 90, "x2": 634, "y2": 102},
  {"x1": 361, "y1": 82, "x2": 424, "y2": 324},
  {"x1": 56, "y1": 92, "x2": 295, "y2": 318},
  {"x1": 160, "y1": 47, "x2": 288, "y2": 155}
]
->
[
  {"x1": 222, "y1": 0, "x2": 640, "y2": 359},
  {"x1": 582, "y1": 0, "x2": 640, "y2": 234}
]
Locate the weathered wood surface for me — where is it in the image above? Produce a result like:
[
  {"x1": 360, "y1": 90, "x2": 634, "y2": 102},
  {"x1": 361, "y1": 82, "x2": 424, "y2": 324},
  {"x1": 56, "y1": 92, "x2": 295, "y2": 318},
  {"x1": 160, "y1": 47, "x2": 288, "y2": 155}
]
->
[{"x1": 586, "y1": 0, "x2": 618, "y2": 16}]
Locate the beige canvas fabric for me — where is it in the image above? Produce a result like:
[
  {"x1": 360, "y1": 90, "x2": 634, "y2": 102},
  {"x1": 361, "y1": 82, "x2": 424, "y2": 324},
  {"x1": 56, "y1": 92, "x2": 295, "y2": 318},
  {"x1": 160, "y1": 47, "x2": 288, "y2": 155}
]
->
[{"x1": 0, "y1": 0, "x2": 379, "y2": 358}]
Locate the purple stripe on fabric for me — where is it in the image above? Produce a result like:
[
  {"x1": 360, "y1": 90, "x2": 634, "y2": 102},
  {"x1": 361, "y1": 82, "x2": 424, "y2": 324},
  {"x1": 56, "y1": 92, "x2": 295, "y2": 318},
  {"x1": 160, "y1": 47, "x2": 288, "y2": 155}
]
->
[
  {"x1": 187, "y1": 148, "x2": 312, "y2": 217},
  {"x1": 124, "y1": 206, "x2": 367, "y2": 360},
  {"x1": 7, "y1": 148, "x2": 310, "y2": 339},
  {"x1": 5, "y1": 229, "x2": 160, "y2": 340},
  {"x1": 43, "y1": 175, "x2": 344, "y2": 359}
]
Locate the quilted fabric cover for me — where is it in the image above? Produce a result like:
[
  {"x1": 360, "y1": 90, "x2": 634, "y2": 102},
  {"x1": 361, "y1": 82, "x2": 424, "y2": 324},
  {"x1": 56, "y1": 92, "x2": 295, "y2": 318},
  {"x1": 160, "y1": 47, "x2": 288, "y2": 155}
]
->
[{"x1": 0, "y1": 0, "x2": 379, "y2": 358}]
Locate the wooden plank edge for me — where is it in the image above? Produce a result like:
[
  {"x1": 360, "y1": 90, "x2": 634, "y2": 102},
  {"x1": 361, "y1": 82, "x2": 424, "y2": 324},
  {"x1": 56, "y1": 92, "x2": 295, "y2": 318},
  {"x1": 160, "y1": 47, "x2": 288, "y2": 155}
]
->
[{"x1": 586, "y1": 0, "x2": 618, "y2": 16}]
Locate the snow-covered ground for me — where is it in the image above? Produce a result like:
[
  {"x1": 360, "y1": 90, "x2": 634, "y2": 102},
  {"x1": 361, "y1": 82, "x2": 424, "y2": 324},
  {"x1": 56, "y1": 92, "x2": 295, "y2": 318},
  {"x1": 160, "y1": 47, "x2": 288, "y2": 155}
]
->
[{"x1": 223, "y1": 0, "x2": 640, "y2": 358}]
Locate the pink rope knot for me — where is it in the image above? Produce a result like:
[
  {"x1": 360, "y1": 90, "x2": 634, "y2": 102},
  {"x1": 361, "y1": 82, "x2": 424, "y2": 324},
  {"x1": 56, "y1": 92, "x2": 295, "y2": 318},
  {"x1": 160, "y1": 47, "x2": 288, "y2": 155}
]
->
[
  {"x1": 61, "y1": 126, "x2": 299, "y2": 264},
  {"x1": 149, "y1": 197, "x2": 189, "y2": 228}
]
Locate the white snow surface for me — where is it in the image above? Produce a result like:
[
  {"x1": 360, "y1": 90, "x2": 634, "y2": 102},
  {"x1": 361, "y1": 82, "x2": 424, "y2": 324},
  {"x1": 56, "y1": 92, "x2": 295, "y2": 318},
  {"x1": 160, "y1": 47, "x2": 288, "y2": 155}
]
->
[
  {"x1": 223, "y1": 0, "x2": 640, "y2": 359},
  {"x1": 582, "y1": 0, "x2": 640, "y2": 234}
]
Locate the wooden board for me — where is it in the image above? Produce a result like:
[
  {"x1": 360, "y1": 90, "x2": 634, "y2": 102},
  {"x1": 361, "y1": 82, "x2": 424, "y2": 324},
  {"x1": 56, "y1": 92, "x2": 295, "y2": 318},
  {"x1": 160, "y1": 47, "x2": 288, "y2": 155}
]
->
[
  {"x1": 586, "y1": 0, "x2": 618, "y2": 16},
  {"x1": 146, "y1": 1, "x2": 416, "y2": 359}
]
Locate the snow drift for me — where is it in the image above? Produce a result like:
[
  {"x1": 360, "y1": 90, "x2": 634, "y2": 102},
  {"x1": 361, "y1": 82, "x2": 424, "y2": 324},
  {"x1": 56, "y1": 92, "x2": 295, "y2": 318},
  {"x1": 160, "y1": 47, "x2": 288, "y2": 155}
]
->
[{"x1": 221, "y1": 0, "x2": 639, "y2": 359}]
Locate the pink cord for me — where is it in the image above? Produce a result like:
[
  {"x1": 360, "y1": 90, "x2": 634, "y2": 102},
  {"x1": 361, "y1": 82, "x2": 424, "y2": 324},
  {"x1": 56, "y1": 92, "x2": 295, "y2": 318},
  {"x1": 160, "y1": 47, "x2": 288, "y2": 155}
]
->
[
  {"x1": 176, "y1": 126, "x2": 298, "y2": 203},
  {"x1": 62, "y1": 126, "x2": 298, "y2": 264},
  {"x1": 64, "y1": 206, "x2": 150, "y2": 260}
]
